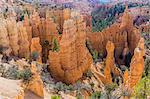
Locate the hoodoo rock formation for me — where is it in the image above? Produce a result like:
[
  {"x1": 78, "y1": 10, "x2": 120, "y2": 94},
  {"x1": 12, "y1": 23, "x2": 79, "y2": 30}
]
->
[
  {"x1": 6, "y1": 17, "x2": 19, "y2": 56},
  {"x1": 30, "y1": 11, "x2": 41, "y2": 37},
  {"x1": 91, "y1": 38, "x2": 145, "y2": 89},
  {"x1": 23, "y1": 14, "x2": 32, "y2": 45},
  {"x1": 31, "y1": 37, "x2": 42, "y2": 62},
  {"x1": 0, "y1": 19, "x2": 12, "y2": 55},
  {"x1": 17, "y1": 22, "x2": 30, "y2": 58},
  {"x1": 48, "y1": 13, "x2": 93, "y2": 84},
  {"x1": 105, "y1": 41, "x2": 121, "y2": 77},
  {"x1": 87, "y1": 5, "x2": 141, "y2": 65},
  {"x1": 27, "y1": 62, "x2": 44, "y2": 97},
  {"x1": 91, "y1": 41, "x2": 122, "y2": 85},
  {"x1": 0, "y1": 3, "x2": 146, "y2": 93},
  {"x1": 89, "y1": 6, "x2": 145, "y2": 89},
  {"x1": 125, "y1": 38, "x2": 145, "y2": 89}
]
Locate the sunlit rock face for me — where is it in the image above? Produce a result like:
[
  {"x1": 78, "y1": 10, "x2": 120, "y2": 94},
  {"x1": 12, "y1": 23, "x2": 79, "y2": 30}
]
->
[
  {"x1": 31, "y1": 37, "x2": 42, "y2": 62},
  {"x1": 124, "y1": 38, "x2": 145, "y2": 89},
  {"x1": 87, "y1": 5, "x2": 145, "y2": 89},
  {"x1": 6, "y1": 17, "x2": 20, "y2": 56},
  {"x1": 87, "y1": 5, "x2": 141, "y2": 65},
  {"x1": 48, "y1": 13, "x2": 93, "y2": 84},
  {"x1": 17, "y1": 22, "x2": 30, "y2": 58},
  {"x1": 91, "y1": 41, "x2": 122, "y2": 85},
  {"x1": 27, "y1": 62, "x2": 44, "y2": 97},
  {"x1": 0, "y1": 19, "x2": 12, "y2": 55}
]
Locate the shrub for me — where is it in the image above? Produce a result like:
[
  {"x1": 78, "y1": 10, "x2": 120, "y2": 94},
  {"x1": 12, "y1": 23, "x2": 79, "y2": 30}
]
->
[
  {"x1": 84, "y1": 70, "x2": 93, "y2": 78},
  {"x1": 3, "y1": 67, "x2": 32, "y2": 82},
  {"x1": 105, "y1": 83, "x2": 118, "y2": 93},
  {"x1": 52, "y1": 38, "x2": 60, "y2": 52},
  {"x1": 51, "y1": 95, "x2": 60, "y2": 99},
  {"x1": 143, "y1": 57, "x2": 150, "y2": 77},
  {"x1": 91, "y1": 91, "x2": 101, "y2": 99},
  {"x1": 133, "y1": 76, "x2": 150, "y2": 99},
  {"x1": 31, "y1": 51, "x2": 39, "y2": 61},
  {"x1": 92, "y1": 50, "x2": 98, "y2": 62},
  {"x1": 14, "y1": 69, "x2": 32, "y2": 82}
]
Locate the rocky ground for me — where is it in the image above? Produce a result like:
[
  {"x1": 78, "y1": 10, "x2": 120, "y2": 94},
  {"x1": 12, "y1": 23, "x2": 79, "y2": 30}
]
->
[{"x1": 0, "y1": 54, "x2": 129, "y2": 99}]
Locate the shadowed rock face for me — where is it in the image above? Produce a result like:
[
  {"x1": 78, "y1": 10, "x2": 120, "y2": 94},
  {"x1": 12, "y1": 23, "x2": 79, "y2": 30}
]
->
[{"x1": 48, "y1": 14, "x2": 93, "y2": 84}]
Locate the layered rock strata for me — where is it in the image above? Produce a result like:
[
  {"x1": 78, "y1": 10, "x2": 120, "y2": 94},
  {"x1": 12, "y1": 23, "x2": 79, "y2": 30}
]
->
[
  {"x1": 125, "y1": 38, "x2": 145, "y2": 89},
  {"x1": 30, "y1": 11, "x2": 41, "y2": 37},
  {"x1": 17, "y1": 22, "x2": 30, "y2": 58},
  {"x1": 31, "y1": 37, "x2": 42, "y2": 62},
  {"x1": 0, "y1": 19, "x2": 12, "y2": 55},
  {"x1": 6, "y1": 17, "x2": 19, "y2": 56},
  {"x1": 91, "y1": 41, "x2": 122, "y2": 85},
  {"x1": 27, "y1": 62, "x2": 44, "y2": 97},
  {"x1": 91, "y1": 38, "x2": 145, "y2": 89},
  {"x1": 23, "y1": 14, "x2": 32, "y2": 44},
  {"x1": 48, "y1": 14, "x2": 93, "y2": 84}
]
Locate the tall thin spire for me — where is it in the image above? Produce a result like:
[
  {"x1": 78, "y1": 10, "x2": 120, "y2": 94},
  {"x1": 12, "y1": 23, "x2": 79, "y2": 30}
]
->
[{"x1": 125, "y1": 2, "x2": 129, "y2": 13}]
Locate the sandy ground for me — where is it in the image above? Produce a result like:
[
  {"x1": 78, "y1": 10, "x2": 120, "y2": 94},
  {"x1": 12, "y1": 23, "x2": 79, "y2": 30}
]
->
[{"x1": 0, "y1": 77, "x2": 22, "y2": 99}]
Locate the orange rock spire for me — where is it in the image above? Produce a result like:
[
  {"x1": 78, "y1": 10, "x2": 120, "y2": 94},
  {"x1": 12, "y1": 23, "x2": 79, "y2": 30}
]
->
[
  {"x1": 17, "y1": 22, "x2": 30, "y2": 58},
  {"x1": 27, "y1": 62, "x2": 44, "y2": 97},
  {"x1": 48, "y1": 13, "x2": 92, "y2": 84}
]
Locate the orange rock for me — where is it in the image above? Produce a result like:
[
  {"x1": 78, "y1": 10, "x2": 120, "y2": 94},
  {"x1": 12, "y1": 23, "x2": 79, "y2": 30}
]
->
[
  {"x1": 63, "y1": 8, "x2": 71, "y2": 20},
  {"x1": 91, "y1": 64, "x2": 106, "y2": 84},
  {"x1": 17, "y1": 22, "x2": 30, "y2": 58},
  {"x1": 6, "y1": 17, "x2": 19, "y2": 56},
  {"x1": 120, "y1": 5, "x2": 133, "y2": 29},
  {"x1": 87, "y1": 5, "x2": 141, "y2": 64},
  {"x1": 31, "y1": 37, "x2": 42, "y2": 62},
  {"x1": 105, "y1": 41, "x2": 121, "y2": 77},
  {"x1": 30, "y1": 11, "x2": 41, "y2": 37},
  {"x1": 128, "y1": 39, "x2": 145, "y2": 89},
  {"x1": 48, "y1": 15, "x2": 93, "y2": 84},
  {"x1": 104, "y1": 41, "x2": 114, "y2": 84},
  {"x1": 0, "y1": 19, "x2": 12, "y2": 55},
  {"x1": 27, "y1": 62, "x2": 44, "y2": 97},
  {"x1": 23, "y1": 14, "x2": 32, "y2": 44},
  {"x1": 123, "y1": 69, "x2": 129, "y2": 85}
]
